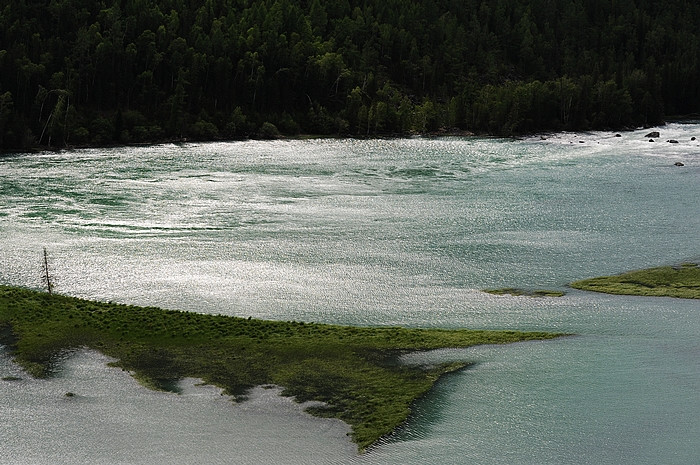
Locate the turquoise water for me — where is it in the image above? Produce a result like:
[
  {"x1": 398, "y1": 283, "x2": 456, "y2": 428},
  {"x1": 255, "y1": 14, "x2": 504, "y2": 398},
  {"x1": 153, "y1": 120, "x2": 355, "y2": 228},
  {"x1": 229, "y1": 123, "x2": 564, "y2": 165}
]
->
[{"x1": 1, "y1": 125, "x2": 698, "y2": 464}]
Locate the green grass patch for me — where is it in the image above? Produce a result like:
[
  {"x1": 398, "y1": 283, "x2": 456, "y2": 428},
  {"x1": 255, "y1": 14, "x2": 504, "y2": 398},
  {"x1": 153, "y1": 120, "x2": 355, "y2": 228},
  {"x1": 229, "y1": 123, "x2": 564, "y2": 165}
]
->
[
  {"x1": 0, "y1": 285, "x2": 562, "y2": 450},
  {"x1": 570, "y1": 263, "x2": 700, "y2": 299},
  {"x1": 483, "y1": 288, "x2": 566, "y2": 297}
]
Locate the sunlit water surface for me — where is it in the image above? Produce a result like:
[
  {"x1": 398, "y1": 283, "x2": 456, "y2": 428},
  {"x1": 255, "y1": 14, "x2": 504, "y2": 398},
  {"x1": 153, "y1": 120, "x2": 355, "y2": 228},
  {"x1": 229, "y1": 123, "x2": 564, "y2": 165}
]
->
[{"x1": 1, "y1": 124, "x2": 699, "y2": 464}]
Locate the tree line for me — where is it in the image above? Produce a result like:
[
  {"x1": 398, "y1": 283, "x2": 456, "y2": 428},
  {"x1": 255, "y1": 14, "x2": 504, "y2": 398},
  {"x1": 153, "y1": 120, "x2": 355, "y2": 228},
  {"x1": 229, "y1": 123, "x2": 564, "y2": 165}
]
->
[{"x1": 1, "y1": 0, "x2": 698, "y2": 150}]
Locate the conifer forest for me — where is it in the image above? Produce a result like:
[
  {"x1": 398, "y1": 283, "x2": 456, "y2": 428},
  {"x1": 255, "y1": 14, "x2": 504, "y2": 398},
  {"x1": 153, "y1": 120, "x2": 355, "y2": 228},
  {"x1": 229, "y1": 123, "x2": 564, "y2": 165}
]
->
[{"x1": 1, "y1": 0, "x2": 698, "y2": 150}]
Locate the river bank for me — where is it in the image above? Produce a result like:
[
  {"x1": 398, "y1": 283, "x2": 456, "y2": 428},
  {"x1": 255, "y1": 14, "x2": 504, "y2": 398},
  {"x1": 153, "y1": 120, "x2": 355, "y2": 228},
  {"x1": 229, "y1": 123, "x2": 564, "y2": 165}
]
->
[{"x1": 0, "y1": 285, "x2": 561, "y2": 450}]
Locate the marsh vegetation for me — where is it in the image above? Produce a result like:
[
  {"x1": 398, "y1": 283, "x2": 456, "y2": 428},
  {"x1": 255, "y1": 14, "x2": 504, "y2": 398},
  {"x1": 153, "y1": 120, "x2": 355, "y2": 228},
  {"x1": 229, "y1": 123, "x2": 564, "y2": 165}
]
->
[
  {"x1": 483, "y1": 288, "x2": 566, "y2": 297},
  {"x1": 0, "y1": 285, "x2": 561, "y2": 450},
  {"x1": 570, "y1": 263, "x2": 700, "y2": 299}
]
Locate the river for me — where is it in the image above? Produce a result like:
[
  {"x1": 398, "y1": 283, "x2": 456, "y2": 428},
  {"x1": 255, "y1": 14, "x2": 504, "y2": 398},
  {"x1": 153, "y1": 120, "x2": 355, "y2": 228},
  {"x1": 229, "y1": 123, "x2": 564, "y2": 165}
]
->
[{"x1": 1, "y1": 124, "x2": 698, "y2": 464}]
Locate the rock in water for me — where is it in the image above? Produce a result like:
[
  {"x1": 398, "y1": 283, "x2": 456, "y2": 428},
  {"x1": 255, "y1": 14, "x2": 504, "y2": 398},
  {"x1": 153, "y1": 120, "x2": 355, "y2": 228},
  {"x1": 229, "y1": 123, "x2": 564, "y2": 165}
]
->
[{"x1": 645, "y1": 131, "x2": 660, "y2": 138}]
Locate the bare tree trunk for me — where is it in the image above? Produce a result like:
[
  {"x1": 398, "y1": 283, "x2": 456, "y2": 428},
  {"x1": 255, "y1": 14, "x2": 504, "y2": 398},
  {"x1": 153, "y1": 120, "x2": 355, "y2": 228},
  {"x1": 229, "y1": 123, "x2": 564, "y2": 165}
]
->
[{"x1": 43, "y1": 248, "x2": 53, "y2": 295}]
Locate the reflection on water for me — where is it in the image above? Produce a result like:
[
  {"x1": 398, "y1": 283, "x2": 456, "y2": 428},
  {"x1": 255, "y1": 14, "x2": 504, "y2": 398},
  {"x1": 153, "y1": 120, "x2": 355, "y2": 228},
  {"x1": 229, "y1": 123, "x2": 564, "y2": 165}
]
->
[{"x1": 1, "y1": 124, "x2": 699, "y2": 464}]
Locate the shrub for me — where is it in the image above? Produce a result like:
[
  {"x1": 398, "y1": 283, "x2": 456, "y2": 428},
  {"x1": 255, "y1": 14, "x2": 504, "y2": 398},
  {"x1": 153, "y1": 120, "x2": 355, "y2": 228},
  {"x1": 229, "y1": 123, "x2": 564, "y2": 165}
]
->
[{"x1": 258, "y1": 121, "x2": 281, "y2": 139}]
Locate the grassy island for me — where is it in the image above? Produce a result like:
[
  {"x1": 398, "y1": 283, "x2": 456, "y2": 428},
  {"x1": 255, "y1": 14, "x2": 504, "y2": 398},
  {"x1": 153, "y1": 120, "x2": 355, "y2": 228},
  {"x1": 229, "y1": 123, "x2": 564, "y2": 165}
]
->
[
  {"x1": 0, "y1": 285, "x2": 561, "y2": 450},
  {"x1": 570, "y1": 263, "x2": 700, "y2": 299},
  {"x1": 483, "y1": 288, "x2": 566, "y2": 297}
]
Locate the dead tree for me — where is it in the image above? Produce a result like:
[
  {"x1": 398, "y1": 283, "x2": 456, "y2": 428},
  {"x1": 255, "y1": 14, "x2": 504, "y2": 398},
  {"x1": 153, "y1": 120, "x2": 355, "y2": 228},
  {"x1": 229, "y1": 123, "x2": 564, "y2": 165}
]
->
[{"x1": 42, "y1": 248, "x2": 54, "y2": 295}]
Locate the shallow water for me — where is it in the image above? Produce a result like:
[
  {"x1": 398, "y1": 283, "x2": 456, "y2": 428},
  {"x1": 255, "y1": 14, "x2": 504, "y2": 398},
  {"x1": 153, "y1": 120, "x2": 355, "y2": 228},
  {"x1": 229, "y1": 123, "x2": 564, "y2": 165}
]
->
[
  {"x1": 0, "y1": 349, "x2": 354, "y2": 465},
  {"x1": 1, "y1": 124, "x2": 699, "y2": 464}
]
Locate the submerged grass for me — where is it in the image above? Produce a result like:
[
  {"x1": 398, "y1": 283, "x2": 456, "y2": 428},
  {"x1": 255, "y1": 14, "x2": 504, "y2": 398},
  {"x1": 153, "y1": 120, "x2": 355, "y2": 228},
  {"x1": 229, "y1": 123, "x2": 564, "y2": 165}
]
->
[
  {"x1": 570, "y1": 263, "x2": 700, "y2": 299},
  {"x1": 0, "y1": 285, "x2": 561, "y2": 450},
  {"x1": 483, "y1": 288, "x2": 566, "y2": 297}
]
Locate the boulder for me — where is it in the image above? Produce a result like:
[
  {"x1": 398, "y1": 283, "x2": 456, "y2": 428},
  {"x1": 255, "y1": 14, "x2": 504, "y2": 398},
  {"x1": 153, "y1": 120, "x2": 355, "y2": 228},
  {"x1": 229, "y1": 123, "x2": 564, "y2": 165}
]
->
[
  {"x1": 645, "y1": 131, "x2": 660, "y2": 138},
  {"x1": 692, "y1": 137, "x2": 696, "y2": 141},
  {"x1": 667, "y1": 139, "x2": 679, "y2": 143},
  {"x1": 674, "y1": 162, "x2": 685, "y2": 166},
  {"x1": 648, "y1": 139, "x2": 654, "y2": 142}
]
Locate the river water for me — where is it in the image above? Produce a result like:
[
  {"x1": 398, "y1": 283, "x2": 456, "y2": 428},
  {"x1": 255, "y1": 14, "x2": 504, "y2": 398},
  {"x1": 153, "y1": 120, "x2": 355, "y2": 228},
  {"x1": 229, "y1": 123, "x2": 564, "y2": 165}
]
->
[{"x1": 1, "y1": 124, "x2": 698, "y2": 464}]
